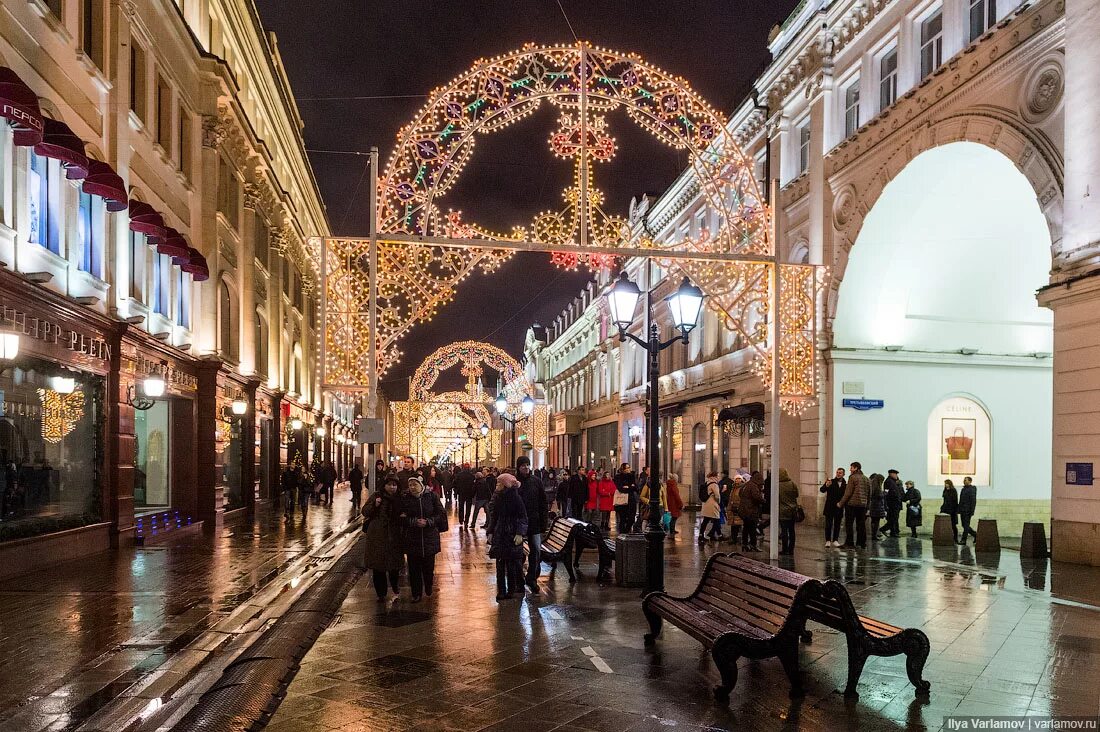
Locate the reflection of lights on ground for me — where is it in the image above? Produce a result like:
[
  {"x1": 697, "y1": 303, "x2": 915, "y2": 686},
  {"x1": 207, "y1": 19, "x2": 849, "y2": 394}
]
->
[
  {"x1": 290, "y1": 576, "x2": 301, "y2": 589},
  {"x1": 138, "y1": 697, "x2": 162, "y2": 720}
]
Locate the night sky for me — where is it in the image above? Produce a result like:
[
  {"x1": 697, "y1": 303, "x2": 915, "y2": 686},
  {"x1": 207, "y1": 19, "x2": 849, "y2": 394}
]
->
[{"x1": 256, "y1": 1, "x2": 800, "y2": 399}]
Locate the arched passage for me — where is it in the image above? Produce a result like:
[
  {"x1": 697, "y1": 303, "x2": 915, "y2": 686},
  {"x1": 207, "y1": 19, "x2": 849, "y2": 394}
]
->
[{"x1": 830, "y1": 141, "x2": 1052, "y2": 537}]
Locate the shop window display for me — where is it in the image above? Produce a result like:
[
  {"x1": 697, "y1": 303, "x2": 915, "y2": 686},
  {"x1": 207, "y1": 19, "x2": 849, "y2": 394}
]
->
[
  {"x1": 0, "y1": 357, "x2": 103, "y2": 540},
  {"x1": 134, "y1": 400, "x2": 170, "y2": 510}
]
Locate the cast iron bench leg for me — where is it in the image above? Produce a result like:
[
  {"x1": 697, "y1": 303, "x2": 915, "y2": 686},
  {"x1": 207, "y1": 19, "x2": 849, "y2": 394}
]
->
[
  {"x1": 900, "y1": 629, "x2": 932, "y2": 696},
  {"x1": 844, "y1": 635, "x2": 867, "y2": 699},
  {"x1": 711, "y1": 637, "x2": 739, "y2": 703},
  {"x1": 777, "y1": 641, "x2": 805, "y2": 698},
  {"x1": 642, "y1": 603, "x2": 663, "y2": 645}
]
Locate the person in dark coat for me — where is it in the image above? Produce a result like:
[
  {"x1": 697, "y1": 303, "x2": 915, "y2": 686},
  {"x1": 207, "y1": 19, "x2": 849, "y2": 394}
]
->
[
  {"x1": 348, "y1": 461, "x2": 364, "y2": 514},
  {"x1": 470, "y1": 470, "x2": 494, "y2": 529},
  {"x1": 453, "y1": 465, "x2": 477, "y2": 528},
  {"x1": 820, "y1": 468, "x2": 845, "y2": 547},
  {"x1": 363, "y1": 476, "x2": 404, "y2": 600},
  {"x1": 487, "y1": 472, "x2": 528, "y2": 601},
  {"x1": 441, "y1": 465, "x2": 454, "y2": 507},
  {"x1": 281, "y1": 463, "x2": 299, "y2": 521},
  {"x1": 868, "y1": 473, "x2": 887, "y2": 540},
  {"x1": 568, "y1": 469, "x2": 588, "y2": 520},
  {"x1": 397, "y1": 477, "x2": 445, "y2": 602},
  {"x1": 396, "y1": 456, "x2": 417, "y2": 493},
  {"x1": 322, "y1": 460, "x2": 337, "y2": 505},
  {"x1": 904, "y1": 481, "x2": 922, "y2": 537},
  {"x1": 296, "y1": 465, "x2": 312, "y2": 519},
  {"x1": 515, "y1": 456, "x2": 548, "y2": 593},
  {"x1": 884, "y1": 469, "x2": 904, "y2": 537},
  {"x1": 940, "y1": 479, "x2": 960, "y2": 544},
  {"x1": 958, "y1": 476, "x2": 978, "y2": 545},
  {"x1": 738, "y1": 472, "x2": 765, "y2": 552}
]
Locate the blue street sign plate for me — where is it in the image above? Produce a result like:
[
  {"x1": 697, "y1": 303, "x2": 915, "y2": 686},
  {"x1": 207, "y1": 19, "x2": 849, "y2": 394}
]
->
[
  {"x1": 842, "y1": 398, "x2": 884, "y2": 411},
  {"x1": 1067, "y1": 462, "x2": 1094, "y2": 486}
]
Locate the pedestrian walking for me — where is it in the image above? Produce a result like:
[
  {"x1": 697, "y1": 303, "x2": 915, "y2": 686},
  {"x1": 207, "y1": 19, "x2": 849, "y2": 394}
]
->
[
  {"x1": 396, "y1": 456, "x2": 417, "y2": 493},
  {"x1": 281, "y1": 462, "x2": 298, "y2": 521},
  {"x1": 777, "y1": 468, "x2": 801, "y2": 555},
  {"x1": 487, "y1": 472, "x2": 528, "y2": 601},
  {"x1": 569, "y1": 469, "x2": 588, "y2": 520},
  {"x1": 348, "y1": 460, "x2": 364, "y2": 514},
  {"x1": 738, "y1": 472, "x2": 765, "y2": 551},
  {"x1": 638, "y1": 475, "x2": 665, "y2": 528},
  {"x1": 557, "y1": 469, "x2": 572, "y2": 517},
  {"x1": 322, "y1": 460, "x2": 337, "y2": 505},
  {"x1": 441, "y1": 464, "x2": 454, "y2": 508},
  {"x1": 363, "y1": 476, "x2": 403, "y2": 601},
  {"x1": 839, "y1": 461, "x2": 869, "y2": 549},
  {"x1": 958, "y1": 476, "x2": 978, "y2": 545},
  {"x1": 425, "y1": 466, "x2": 443, "y2": 500},
  {"x1": 398, "y1": 477, "x2": 445, "y2": 602},
  {"x1": 904, "y1": 480, "x2": 923, "y2": 538},
  {"x1": 884, "y1": 469, "x2": 904, "y2": 537},
  {"x1": 666, "y1": 473, "x2": 684, "y2": 537},
  {"x1": 940, "y1": 479, "x2": 960, "y2": 544},
  {"x1": 454, "y1": 464, "x2": 476, "y2": 529},
  {"x1": 698, "y1": 472, "x2": 723, "y2": 544},
  {"x1": 545, "y1": 468, "x2": 559, "y2": 515},
  {"x1": 820, "y1": 468, "x2": 845, "y2": 547},
  {"x1": 725, "y1": 475, "x2": 744, "y2": 546},
  {"x1": 613, "y1": 463, "x2": 635, "y2": 535},
  {"x1": 869, "y1": 473, "x2": 886, "y2": 540},
  {"x1": 516, "y1": 456, "x2": 548, "y2": 594},
  {"x1": 595, "y1": 470, "x2": 615, "y2": 532}
]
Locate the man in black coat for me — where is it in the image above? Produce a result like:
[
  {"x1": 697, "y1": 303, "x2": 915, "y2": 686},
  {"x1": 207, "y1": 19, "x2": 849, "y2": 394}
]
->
[
  {"x1": 515, "y1": 456, "x2": 548, "y2": 593},
  {"x1": 568, "y1": 470, "x2": 588, "y2": 519},
  {"x1": 883, "y1": 469, "x2": 904, "y2": 538},
  {"x1": 453, "y1": 464, "x2": 477, "y2": 528},
  {"x1": 396, "y1": 456, "x2": 417, "y2": 493},
  {"x1": 958, "y1": 476, "x2": 978, "y2": 545},
  {"x1": 348, "y1": 461, "x2": 364, "y2": 513}
]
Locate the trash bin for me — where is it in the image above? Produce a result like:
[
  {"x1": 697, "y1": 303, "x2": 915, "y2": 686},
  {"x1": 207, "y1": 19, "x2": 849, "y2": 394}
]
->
[{"x1": 616, "y1": 534, "x2": 648, "y2": 587}]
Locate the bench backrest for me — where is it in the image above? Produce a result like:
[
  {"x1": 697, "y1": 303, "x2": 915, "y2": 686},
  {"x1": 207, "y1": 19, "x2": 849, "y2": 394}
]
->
[
  {"x1": 543, "y1": 517, "x2": 580, "y2": 553},
  {"x1": 802, "y1": 579, "x2": 897, "y2": 637},
  {"x1": 693, "y1": 554, "x2": 820, "y2": 637}
]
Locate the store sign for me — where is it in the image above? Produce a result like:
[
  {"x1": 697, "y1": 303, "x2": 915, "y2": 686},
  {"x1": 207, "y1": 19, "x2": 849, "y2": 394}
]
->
[
  {"x1": 1067, "y1": 462, "x2": 1094, "y2": 486},
  {"x1": 2, "y1": 307, "x2": 111, "y2": 362},
  {"x1": 842, "y1": 398, "x2": 884, "y2": 411},
  {"x1": 357, "y1": 418, "x2": 384, "y2": 444}
]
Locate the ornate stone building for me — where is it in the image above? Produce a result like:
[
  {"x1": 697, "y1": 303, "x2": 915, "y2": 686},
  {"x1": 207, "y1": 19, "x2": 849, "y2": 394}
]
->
[
  {"x1": 529, "y1": 0, "x2": 1100, "y2": 562},
  {"x1": 0, "y1": 0, "x2": 350, "y2": 575}
]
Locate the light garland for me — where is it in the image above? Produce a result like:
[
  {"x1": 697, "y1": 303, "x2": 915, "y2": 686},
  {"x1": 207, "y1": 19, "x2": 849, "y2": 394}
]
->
[{"x1": 38, "y1": 387, "x2": 84, "y2": 443}]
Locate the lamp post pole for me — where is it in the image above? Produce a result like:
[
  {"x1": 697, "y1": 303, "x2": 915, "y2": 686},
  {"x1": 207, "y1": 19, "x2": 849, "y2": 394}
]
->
[{"x1": 496, "y1": 396, "x2": 532, "y2": 469}]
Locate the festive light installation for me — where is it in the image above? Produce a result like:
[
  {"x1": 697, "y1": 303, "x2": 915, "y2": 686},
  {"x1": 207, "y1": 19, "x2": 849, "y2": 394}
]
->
[
  {"x1": 38, "y1": 387, "x2": 84, "y2": 443},
  {"x1": 316, "y1": 42, "x2": 820, "y2": 415}
]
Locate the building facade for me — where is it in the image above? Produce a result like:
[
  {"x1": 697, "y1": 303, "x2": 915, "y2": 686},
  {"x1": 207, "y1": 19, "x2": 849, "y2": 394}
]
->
[
  {"x1": 527, "y1": 0, "x2": 1100, "y2": 561},
  {"x1": 0, "y1": 0, "x2": 351, "y2": 574}
]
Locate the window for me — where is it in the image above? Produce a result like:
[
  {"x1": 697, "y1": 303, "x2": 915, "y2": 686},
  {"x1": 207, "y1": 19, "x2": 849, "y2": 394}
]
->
[
  {"x1": 219, "y1": 281, "x2": 237, "y2": 360},
  {"x1": 77, "y1": 191, "x2": 104, "y2": 277},
  {"x1": 44, "y1": 0, "x2": 63, "y2": 17},
  {"x1": 217, "y1": 157, "x2": 239, "y2": 228},
  {"x1": 282, "y1": 262, "x2": 291, "y2": 297},
  {"x1": 156, "y1": 75, "x2": 172, "y2": 149},
  {"x1": 255, "y1": 313, "x2": 268, "y2": 376},
  {"x1": 134, "y1": 400, "x2": 170, "y2": 510},
  {"x1": 129, "y1": 230, "x2": 146, "y2": 300},
  {"x1": 920, "y1": 9, "x2": 944, "y2": 79},
  {"x1": 177, "y1": 270, "x2": 191, "y2": 328},
  {"x1": 798, "y1": 122, "x2": 810, "y2": 174},
  {"x1": 28, "y1": 152, "x2": 60, "y2": 255},
  {"x1": 81, "y1": 0, "x2": 105, "y2": 69},
  {"x1": 255, "y1": 217, "x2": 269, "y2": 268},
  {"x1": 844, "y1": 79, "x2": 861, "y2": 137},
  {"x1": 293, "y1": 267, "x2": 304, "y2": 312},
  {"x1": 130, "y1": 44, "x2": 147, "y2": 121},
  {"x1": 152, "y1": 253, "x2": 170, "y2": 316},
  {"x1": 178, "y1": 106, "x2": 191, "y2": 179},
  {"x1": 879, "y1": 47, "x2": 899, "y2": 111},
  {"x1": 970, "y1": 0, "x2": 997, "y2": 41}
]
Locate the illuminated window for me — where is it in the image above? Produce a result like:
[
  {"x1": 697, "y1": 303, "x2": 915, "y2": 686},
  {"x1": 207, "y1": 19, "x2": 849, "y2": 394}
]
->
[
  {"x1": 130, "y1": 230, "x2": 146, "y2": 300},
  {"x1": 177, "y1": 270, "x2": 191, "y2": 328},
  {"x1": 152, "y1": 253, "x2": 170, "y2": 316},
  {"x1": 77, "y1": 190, "x2": 104, "y2": 277},
  {"x1": 28, "y1": 152, "x2": 60, "y2": 255}
]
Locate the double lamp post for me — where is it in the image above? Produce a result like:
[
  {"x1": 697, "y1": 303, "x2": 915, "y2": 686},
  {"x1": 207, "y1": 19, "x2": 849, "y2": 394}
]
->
[
  {"x1": 606, "y1": 272, "x2": 705, "y2": 595},
  {"x1": 495, "y1": 393, "x2": 534, "y2": 467},
  {"x1": 466, "y1": 422, "x2": 489, "y2": 468}
]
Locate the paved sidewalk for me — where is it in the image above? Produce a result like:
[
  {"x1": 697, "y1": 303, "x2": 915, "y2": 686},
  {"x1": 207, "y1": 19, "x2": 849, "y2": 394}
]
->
[
  {"x1": 264, "y1": 512, "x2": 1098, "y2": 732},
  {"x1": 0, "y1": 489, "x2": 358, "y2": 732}
]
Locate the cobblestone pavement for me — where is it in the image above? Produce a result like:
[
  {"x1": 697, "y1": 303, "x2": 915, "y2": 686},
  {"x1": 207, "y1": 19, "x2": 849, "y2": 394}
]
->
[
  {"x1": 264, "y1": 513, "x2": 1098, "y2": 732},
  {"x1": 0, "y1": 488, "x2": 357, "y2": 731}
]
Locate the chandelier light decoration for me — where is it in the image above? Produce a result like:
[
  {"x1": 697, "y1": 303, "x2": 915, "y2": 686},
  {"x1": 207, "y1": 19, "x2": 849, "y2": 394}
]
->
[{"x1": 317, "y1": 42, "x2": 820, "y2": 416}]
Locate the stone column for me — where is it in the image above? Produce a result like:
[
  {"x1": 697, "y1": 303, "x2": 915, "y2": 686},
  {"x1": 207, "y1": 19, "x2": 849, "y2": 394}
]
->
[
  {"x1": 239, "y1": 190, "x2": 258, "y2": 375},
  {"x1": 106, "y1": 326, "x2": 132, "y2": 545},
  {"x1": 270, "y1": 390, "x2": 284, "y2": 497},
  {"x1": 197, "y1": 114, "x2": 226, "y2": 356},
  {"x1": 196, "y1": 359, "x2": 223, "y2": 531},
  {"x1": 241, "y1": 377, "x2": 260, "y2": 516},
  {"x1": 1039, "y1": 0, "x2": 1100, "y2": 565}
]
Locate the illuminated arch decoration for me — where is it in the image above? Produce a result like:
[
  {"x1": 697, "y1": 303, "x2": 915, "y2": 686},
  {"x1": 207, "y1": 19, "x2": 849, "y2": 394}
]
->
[
  {"x1": 319, "y1": 42, "x2": 820, "y2": 416},
  {"x1": 410, "y1": 341, "x2": 531, "y2": 401}
]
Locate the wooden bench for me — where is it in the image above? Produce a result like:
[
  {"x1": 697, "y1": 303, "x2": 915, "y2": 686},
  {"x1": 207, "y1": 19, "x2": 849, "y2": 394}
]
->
[
  {"x1": 642, "y1": 553, "x2": 823, "y2": 701},
  {"x1": 573, "y1": 522, "x2": 615, "y2": 581},
  {"x1": 537, "y1": 517, "x2": 585, "y2": 583},
  {"x1": 801, "y1": 579, "x2": 931, "y2": 699}
]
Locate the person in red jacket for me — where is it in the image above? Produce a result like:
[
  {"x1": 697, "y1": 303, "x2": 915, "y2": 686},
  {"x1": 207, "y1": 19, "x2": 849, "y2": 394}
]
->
[
  {"x1": 584, "y1": 469, "x2": 599, "y2": 525},
  {"x1": 596, "y1": 470, "x2": 616, "y2": 532},
  {"x1": 666, "y1": 473, "x2": 685, "y2": 537}
]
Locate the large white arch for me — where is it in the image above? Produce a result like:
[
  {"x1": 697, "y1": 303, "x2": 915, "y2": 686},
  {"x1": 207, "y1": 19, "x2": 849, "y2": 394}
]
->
[{"x1": 830, "y1": 142, "x2": 1053, "y2": 535}]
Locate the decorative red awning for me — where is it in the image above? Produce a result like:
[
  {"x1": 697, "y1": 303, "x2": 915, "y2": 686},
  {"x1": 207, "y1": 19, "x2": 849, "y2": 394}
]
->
[
  {"x1": 33, "y1": 118, "x2": 89, "y2": 179},
  {"x1": 0, "y1": 67, "x2": 44, "y2": 146},
  {"x1": 180, "y1": 249, "x2": 209, "y2": 281},
  {"x1": 81, "y1": 159, "x2": 128, "y2": 212},
  {"x1": 128, "y1": 200, "x2": 167, "y2": 240},
  {"x1": 157, "y1": 227, "x2": 190, "y2": 259}
]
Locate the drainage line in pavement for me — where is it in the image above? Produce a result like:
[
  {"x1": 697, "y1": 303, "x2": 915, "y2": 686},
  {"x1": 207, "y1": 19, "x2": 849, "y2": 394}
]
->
[{"x1": 168, "y1": 536, "x2": 366, "y2": 732}]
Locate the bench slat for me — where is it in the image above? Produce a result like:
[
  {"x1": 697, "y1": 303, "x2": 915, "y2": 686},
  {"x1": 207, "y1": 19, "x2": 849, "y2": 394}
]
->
[{"x1": 695, "y1": 577, "x2": 792, "y2": 629}]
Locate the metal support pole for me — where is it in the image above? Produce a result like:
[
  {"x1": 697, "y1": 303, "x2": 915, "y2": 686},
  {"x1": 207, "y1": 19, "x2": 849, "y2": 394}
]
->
[
  {"x1": 510, "y1": 418, "x2": 517, "y2": 468},
  {"x1": 367, "y1": 147, "x2": 379, "y2": 498},
  {"x1": 644, "y1": 315, "x2": 666, "y2": 595},
  {"x1": 769, "y1": 176, "x2": 781, "y2": 562}
]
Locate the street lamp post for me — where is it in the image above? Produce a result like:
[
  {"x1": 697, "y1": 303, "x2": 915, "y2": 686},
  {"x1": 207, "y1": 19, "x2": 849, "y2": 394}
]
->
[
  {"x1": 495, "y1": 393, "x2": 534, "y2": 467},
  {"x1": 466, "y1": 422, "x2": 490, "y2": 469},
  {"x1": 606, "y1": 271, "x2": 704, "y2": 595}
]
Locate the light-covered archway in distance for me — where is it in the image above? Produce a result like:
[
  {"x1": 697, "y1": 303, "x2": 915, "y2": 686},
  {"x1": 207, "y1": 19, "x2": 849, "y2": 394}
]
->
[{"x1": 829, "y1": 141, "x2": 1052, "y2": 537}]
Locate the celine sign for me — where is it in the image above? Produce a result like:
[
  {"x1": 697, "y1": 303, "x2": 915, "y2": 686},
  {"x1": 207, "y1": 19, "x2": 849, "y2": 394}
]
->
[{"x1": 842, "y1": 398, "x2": 884, "y2": 411}]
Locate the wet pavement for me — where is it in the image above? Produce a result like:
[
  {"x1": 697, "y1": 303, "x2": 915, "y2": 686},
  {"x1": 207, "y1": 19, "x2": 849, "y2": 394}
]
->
[
  {"x1": 264, "y1": 513, "x2": 1099, "y2": 732},
  {"x1": 0, "y1": 489, "x2": 357, "y2": 732}
]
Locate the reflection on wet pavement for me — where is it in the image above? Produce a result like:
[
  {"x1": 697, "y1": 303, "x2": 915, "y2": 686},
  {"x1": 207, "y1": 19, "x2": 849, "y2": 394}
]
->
[
  {"x1": 266, "y1": 517, "x2": 1100, "y2": 732},
  {"x1": 0, "y1": 490, "x2": 356, "y2": 731}
]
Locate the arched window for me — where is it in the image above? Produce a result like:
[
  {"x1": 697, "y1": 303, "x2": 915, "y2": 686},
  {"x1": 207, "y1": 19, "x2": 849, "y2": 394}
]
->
[
  {"x1": 255, "y1": 311, "x2": 268, "y2": 377},
  {"x1": 219, "y1": 279, "x2": 238, "y2": 361}
]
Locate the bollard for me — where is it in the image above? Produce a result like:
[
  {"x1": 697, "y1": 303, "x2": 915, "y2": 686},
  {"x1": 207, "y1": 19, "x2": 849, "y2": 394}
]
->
[
  {"x1": 975, "y1": 518, "x2": 1000, "y2": 552},
  {"x1": 932, "y1": 513, "x2": 956, "y2": 547},
  {"x1": 1020, "y1": 521, "x2": 1049, "y2": 558}
]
